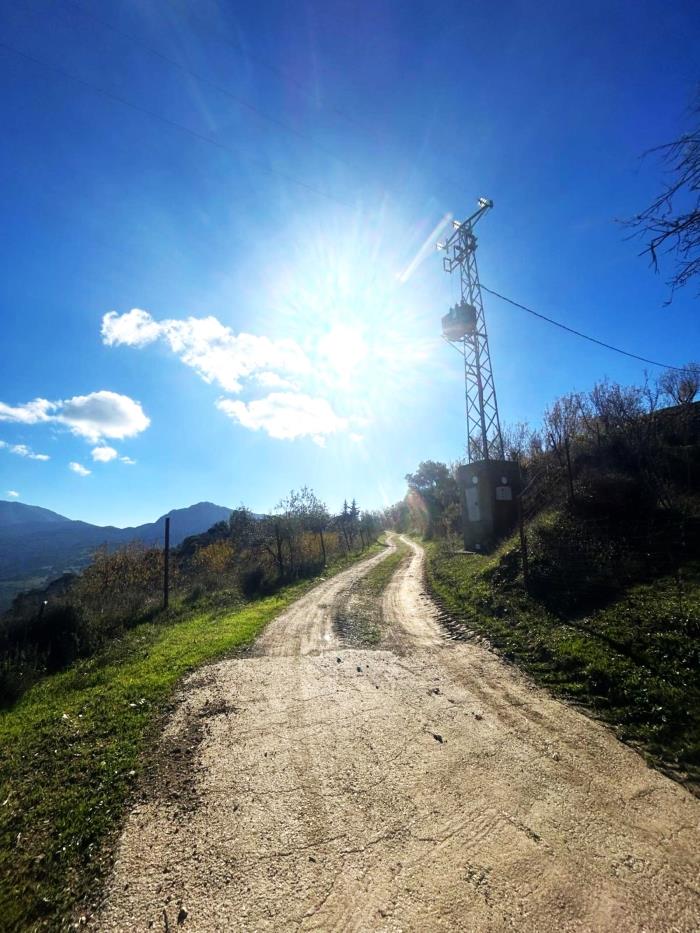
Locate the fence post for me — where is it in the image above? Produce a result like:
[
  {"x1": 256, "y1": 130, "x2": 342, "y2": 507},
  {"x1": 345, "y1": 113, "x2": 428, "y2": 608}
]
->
[
  {"x1": 518, "y1": 494, "x2": 529, "y2": 590},
  {"x1": 163, "y1": 516, "x2": 170, "y2": 610}
]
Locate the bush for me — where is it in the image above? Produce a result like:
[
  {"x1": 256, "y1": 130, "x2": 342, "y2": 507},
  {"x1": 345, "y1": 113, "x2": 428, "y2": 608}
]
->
[
  {"x1": 573, "y1": 469, "x2": 656, "y2": 522},
  {"x1": 527, "y1": 511, "x2": 624, "y2": 613},
  {"x1": 31, "y1": 604, "x2": 95, "y2": 672}
]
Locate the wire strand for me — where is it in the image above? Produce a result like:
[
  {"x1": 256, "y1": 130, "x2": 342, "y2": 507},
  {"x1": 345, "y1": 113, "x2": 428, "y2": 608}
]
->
[
  {"x1": 481, "y1": 285, "x2": 693, "y2": 373},
  {"x1": 61, "y1": 1, "x2": 365, "y2": 177},
  {"x1": 0, "y1": 40, "x2": 352, "y2": 209}
]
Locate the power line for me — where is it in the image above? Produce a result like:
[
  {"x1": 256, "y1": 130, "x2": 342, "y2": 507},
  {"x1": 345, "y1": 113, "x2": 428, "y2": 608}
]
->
[
  {"x1": 161, "y1": 0, "x2": 370, "y2": 132},
  {"x1": 61, "y1": 1, "x2": 365, "y2": 176},
  {"x1": 160, "y1": 0, "x2": 468, "y2": 195},
  {"x1": 0, "y1": 39, "x2": 352, "y2": 209},
  {"x1": 481, "y1": 284, "x2": 693, "y2": 373}
]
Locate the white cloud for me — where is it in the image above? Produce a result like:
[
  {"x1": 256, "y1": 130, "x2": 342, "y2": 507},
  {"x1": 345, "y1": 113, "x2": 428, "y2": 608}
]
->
[
  {"x1": 0, "y1": 440, "x2": 50, "y2": 460},
  {"x1": 101, "y1": 308, "x2": 368, "y2": 448},
  {"x1": 102, "y1": 309, "x2": 310, "y2": 394},
  {"x1": 7, "y1": 490, "x2": 20, "y2": 498},
  {"x1": 91, "y1": 445, "x2": 118, "y2": 463},
  {"x1": 0, "y1": 391, "x2": 150, "y2": 444},
  {"x1": 216, "y1": 392, "x2": 347, "y2": 446},
  {"x1": 69, "y1": 462, "x2": 91, "y2": 477},
  {"x1": 0, "y1": 399, "x2": 54, "y2": 424},
  {"x1": 100, "y1": 307, "x2": 162, "y2": 347},
  {"x1": 120, "y1": 456, "x2": 136, "y2": 465},
  {"x1": 58, "y1": 391, "x2": 150, "y2": 442}
]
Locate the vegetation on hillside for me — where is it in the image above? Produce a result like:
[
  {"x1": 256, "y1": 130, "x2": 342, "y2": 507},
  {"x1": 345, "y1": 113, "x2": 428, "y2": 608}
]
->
[
  {"x1": 0, "y1": 489, "x2": 381, "y2": 706},
  {"x1": 426, "y1": 539, "x2": 699, "y2": 787}
]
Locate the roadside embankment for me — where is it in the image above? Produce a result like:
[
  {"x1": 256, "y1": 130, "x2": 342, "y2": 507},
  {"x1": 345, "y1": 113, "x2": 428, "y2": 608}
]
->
[{"x1": 424, "y1": 539, "x2": 700, "y2": 791}]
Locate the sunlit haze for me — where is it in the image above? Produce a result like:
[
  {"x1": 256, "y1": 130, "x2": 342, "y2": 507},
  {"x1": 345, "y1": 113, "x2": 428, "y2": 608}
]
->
[{"x1": 1, "y1": 0, "x2": 698, "y2": 524}]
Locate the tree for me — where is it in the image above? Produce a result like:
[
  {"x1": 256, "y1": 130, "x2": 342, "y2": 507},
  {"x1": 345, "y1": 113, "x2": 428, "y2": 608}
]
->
[
  {"x1": 501, "y1": 421, "x2": 539, "y2": 467},
  {"x1": 627, "y1": 95, "x2": 700, "y2": 295},
  {"x1": 543, "y1": 393, "x2": 584, "y2": 502},
  {"x1": 300, "y1": 487, "x2": 330, "y2": 565},
  {"x1": 349, "y1": 499, "x2": 360, "y2": 547},
  {"x1": 659, "y1": 362, "x2": 700, "y2": 406},
  {"x1": 405, "y1": 461, "x2": 460, "y2": 538},
  {"x1": 194, "y1": 540, "x2": 235, "y2": 588},
  {"x1": 228, "y1": 506, "x2": 257, "y2": 550}
]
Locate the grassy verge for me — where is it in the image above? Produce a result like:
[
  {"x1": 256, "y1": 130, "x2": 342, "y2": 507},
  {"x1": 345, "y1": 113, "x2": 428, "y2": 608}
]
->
[
  {"x1": 0, "y1": 544, "x2": 382, "y2": 931},
  {"x1": 425, "y1": 539, "x2": 700, "y2": 790}
]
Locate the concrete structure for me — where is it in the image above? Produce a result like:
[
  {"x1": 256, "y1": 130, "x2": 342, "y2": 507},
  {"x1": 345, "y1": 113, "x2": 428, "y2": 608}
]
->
[{"x1": 457, "y1": 460, "x2": 521, "y2": 551}]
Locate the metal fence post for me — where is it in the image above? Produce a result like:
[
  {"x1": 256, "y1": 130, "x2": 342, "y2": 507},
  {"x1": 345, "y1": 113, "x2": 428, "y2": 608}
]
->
[{"x1": 163, "y1": 516, "x2": 170, "y2": 610}]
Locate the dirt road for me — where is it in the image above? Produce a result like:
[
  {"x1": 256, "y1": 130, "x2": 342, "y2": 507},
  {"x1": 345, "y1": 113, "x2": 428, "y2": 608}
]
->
[{"x1": 97, "y1": 536, "x2": 700, "y2": 932}]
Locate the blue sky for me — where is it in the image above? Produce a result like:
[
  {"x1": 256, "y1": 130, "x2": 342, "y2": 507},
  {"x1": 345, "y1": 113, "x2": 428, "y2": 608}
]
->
[{"x1": 1, "y1": 0, "x2": 699, "y2": 526}]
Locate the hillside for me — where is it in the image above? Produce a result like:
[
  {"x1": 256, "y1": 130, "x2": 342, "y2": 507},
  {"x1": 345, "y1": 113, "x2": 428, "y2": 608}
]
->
[
  {"x1": 0, "y1": 500, "x2": 233, "y2": 610},
  {"x1": 389, "y1": 387, "x2": 700, "y2": 787}
]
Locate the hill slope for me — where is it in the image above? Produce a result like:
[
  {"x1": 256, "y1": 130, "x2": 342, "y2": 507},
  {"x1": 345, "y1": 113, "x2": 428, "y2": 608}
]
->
[{"x1": 0, "y1": 501, "x2": 233, "y2": 609}]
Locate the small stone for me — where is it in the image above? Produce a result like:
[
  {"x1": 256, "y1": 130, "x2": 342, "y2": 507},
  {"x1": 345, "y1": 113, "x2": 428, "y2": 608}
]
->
[
  {"x1": 177, "y1": 907, "x2": 188, "y2": 925},
  {"x1": 432, "y1": 733, "x2": 444, "y2": 744},
  {"x1": 474, "y1": 713, "x2": 483, "y2": 721},
  {"x1": 336, "y1": 657, "x2": 342, "y2": 663},
  {"x1": 357, "y1": 666, "x2": 362, "y2": 673}
]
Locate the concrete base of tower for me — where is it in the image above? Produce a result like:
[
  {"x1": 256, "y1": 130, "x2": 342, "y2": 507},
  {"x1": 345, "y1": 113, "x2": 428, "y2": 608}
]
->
[{"x1": 457, "y1": 460, "x2": 521, "y2": 552}]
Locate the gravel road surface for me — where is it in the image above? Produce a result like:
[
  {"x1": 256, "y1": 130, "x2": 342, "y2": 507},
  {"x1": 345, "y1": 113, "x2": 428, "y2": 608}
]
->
[{"x1": 96, "y1": 536, "x2": 700, "y2": 932}]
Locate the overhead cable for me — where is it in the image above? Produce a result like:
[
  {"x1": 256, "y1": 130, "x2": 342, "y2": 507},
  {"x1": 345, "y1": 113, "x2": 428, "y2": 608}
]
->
[{"x1": 481, "y1": 285, "x2": 694, "y2": 373}]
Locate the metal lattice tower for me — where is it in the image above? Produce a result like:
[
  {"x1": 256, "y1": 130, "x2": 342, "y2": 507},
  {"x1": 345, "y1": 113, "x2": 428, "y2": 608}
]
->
[{"x1": 438, "y1": 198, "x2": 504, "y2": 462}]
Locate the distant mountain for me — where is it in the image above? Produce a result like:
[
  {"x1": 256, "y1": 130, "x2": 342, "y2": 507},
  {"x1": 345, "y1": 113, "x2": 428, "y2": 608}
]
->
[
  {"x1": 0, "y1": 500, "x2": 233, "y2": 611},
  {"x1": 0, "y1": 501, "x2": 72, "y2": 526},
  {"x1": 118, "y1": 502, "x2": 235, "y2": 547}
]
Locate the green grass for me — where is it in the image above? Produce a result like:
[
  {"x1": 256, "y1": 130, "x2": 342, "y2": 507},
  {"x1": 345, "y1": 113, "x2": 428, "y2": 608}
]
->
[
  {"x1": 343, "y1": 538, "x2": 409, "y2": 645},
  {"x1": 0, "y1": 544, "x2": 381, "y2": 932},
  {"x1": 425, "y1": 538, "x2": 700, "y2": 790}
]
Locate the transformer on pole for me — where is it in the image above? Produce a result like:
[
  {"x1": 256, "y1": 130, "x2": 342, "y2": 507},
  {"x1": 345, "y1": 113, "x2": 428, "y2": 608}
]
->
[
  {"x1": 437, "y1": 197, "x2": 504, "y2": 461},
  {"x1": 438, "y1": 198, "x2": 519, "y2": 550}
]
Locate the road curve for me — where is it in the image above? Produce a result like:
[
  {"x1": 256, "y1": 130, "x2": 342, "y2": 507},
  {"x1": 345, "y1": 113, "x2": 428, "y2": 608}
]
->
[
  {"x1": 254, "y1": 543, "x2": 395, "y2": 657},
  {"x1": 95, "y1": 538, "x2": 700, "y2": 932},
  {"x1": 381, "y1": 534, "x2": 443, "y2": 650}
]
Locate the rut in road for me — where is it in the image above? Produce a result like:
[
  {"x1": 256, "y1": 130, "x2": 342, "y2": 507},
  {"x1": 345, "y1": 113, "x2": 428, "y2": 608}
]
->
[{"x1": 96, "y1": 536, "x2": 700, "y2": 933}]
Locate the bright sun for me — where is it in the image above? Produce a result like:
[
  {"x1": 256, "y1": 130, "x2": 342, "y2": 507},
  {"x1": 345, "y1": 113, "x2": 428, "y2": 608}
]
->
[{"x1": 254, "y1": 206, "x2": 446, "y2": 429}]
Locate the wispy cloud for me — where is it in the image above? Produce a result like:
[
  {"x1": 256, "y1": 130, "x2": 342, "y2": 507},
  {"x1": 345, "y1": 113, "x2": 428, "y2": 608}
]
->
[
  {"x1": 0, "y1": 440, "x2": 50, "y2": 461},
  {"x1": 0, "y1": 399, "x2": 53, "y2": 425},
  {"x1": 216, "y1": 393, "x2": 347, "y2": 446},
  {"x1": 69, "y1": 462, "x2": 91, "y2": 477},
  {"x1": 6, "y1": 490, "x2": 19, "y2": 498},
  {"x1": 120, "y1": 456, "x2": 136, "y2": 465},
  {"x1": 0, "y1": 391, "x2": 150, "y2": 443}
]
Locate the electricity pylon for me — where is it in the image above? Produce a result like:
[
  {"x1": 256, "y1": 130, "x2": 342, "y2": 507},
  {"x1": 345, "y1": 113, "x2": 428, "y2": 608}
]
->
[{"x1": 438, "y1": 198, "x2": 505, "y2": 462}]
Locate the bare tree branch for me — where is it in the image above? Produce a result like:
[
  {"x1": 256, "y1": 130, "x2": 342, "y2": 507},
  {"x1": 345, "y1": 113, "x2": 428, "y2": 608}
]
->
[{"x1": 625, "y1": 91, "x2": 700, "y2": 297}]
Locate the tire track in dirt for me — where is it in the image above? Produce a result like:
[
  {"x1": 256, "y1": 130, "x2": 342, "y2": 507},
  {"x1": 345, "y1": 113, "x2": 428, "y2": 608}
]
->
[
  {"x1": 381, "y1": 534, "x2": 444, "y2": 651},
  {"x1": 254, "y1": 543, "x2": 396, "y2": 657},
  {"x1": 95, "y1": 538, "x2": 700, "y2": 932}
]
